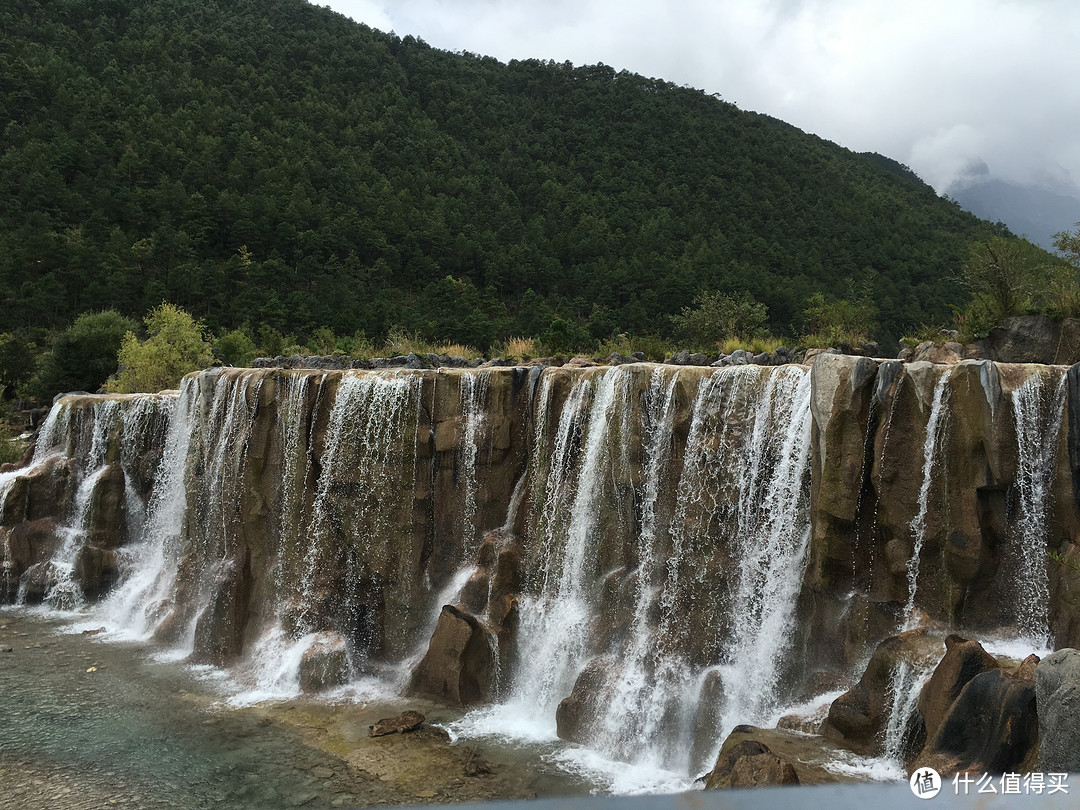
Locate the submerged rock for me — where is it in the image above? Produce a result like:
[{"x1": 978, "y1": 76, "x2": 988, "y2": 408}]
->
[{"x1": 369, "y1": 710, "x2": 425, "y2": 737}]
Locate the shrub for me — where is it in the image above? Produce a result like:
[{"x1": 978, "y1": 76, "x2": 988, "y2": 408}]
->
[{"x1": 107, "y1": 304, "x2": 215, "y2": 393}]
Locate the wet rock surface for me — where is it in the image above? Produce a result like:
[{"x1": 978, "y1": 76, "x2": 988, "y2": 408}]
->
[{"x1": 913, "y1": 667, "x2": 1039, "y2": 776}]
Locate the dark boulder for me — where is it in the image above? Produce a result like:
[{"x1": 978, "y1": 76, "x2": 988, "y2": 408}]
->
[
  {"x1": 918, "y1": 635, "x2": 998, "y2": 742},
  {"x1": 73, "y1": 545, "x2": 119, "y2": 599},
  {"x1": 556, "y1": 655, "x2": 615, "y2": 744},
  {"x1": 190, "y1": 555, "x2": 252, "y2": 667},
  {"x1": 1036, "y1": 648, "x2": 1080, "y2": 773},
  {"x1": 298, "y1": 631, "x2": 350, "y2": 693},
  {"x1": 823, "y1": 630, "x2": 943, "y2": 756},
  {"x1": 705, "y1": 738, "x2": 799, "y2": 789},
  {"x1": 914, "y1": 668, "x2": 1039, "y2": 776}
]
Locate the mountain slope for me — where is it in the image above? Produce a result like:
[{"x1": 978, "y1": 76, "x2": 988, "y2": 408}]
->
[{"x1": 0, "y1": 0, "x2": 1013, "y2": 345}]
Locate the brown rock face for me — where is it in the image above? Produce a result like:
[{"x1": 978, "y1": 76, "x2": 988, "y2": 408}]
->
[
  {"x1": 914, "y1": 668, "x2": 1039, "y2": 776},
  {"x1": 918, "y1": 635, "x2": 999, "y2": 743},
  {"x1": 298, "y1": 632, "x2": 350, "y2": 693},
  {"x1": 190, "y1": 555, "x2": 252, "y2": 667},
  {"x1": 73, "y1": 545, "x2": 119, "y2": 599},
  {"x1": 406, "y1": 605, "x2": 496, "y2": 706}
]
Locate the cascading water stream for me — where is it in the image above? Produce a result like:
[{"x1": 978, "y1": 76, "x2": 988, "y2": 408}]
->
[
  {"x1": 42, "y1": 400, "x2": 123, "y2": 610},
  {"x1": 592, "y1": 367, "x2": 680, "y2": 762},
  {"x1": 903, "y1": 368, "x2": 953, "y2": 627},
  {"x1": 97, "y1": 379, "x2": 194, "y2": 639},
  {"x1": 513, "y1": 368, "x2": 626, "y2": 726},
  {"x1": 713, "y1": 366, "x2": 814, "y2": 748},
  {"x1": 881, "y1": 658, "x2": 936, "y2": 770},
  {"x1": 459, "y1": 371, "x2": 490, "y2": 557},
  {"x1": 1010, "y1": 371, "x2": 1067, "y2": 647}
]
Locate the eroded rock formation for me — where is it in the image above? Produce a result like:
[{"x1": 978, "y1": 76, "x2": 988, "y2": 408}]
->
[{"x1": 4, "y1": 355, "x2": 1080, "y2": 784}]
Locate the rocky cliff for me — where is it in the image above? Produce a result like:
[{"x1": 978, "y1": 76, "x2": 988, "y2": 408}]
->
[{"x1": 2, "y1": 358, "x2": 1078, "y2": 781}]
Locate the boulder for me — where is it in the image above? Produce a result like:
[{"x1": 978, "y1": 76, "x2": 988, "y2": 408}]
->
[
  {"x1": 917, "y1": 635, "x2": 998, "y2": 742},
  {"x1": 298, "y1": 631, "x2": 350, "y2": 693},
  {"x1": 556, "y1": 656, "x2": 615, "y2": 744},
  {"x1": 911, "y1": 341, "x2": 963, "y2": 364},
  {"x1": 823, "y1": 630, "x2": 943, "y2": 756},
  {"x1": 704, "y1": 737, "x2": 799, "y2": 789},
  {"x1": 967, "y1": 315, "x2": 1080, "y2": 365},
  {"x1": 914, "y1": 668, "x2": 1039, "y2": 776},
  {"x1": 19, "y1": 561, "x2": 59, "y2": 604},
  {"x1": 1036, "y1": 648, "x2": 1080, "y2": 773},
  {"x1": 406, "y1": 605, "x2": 496, "y2": 706},
  {"x1": 73, "y1": 545, "x2": 119, "y2": 599},
  {"x1": 87, "y1": 464, "x2": 127, "y2": 548}
]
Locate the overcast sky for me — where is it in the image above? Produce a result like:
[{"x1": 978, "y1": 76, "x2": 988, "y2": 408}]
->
[{"x1": 321, "y1": 0, "x2": 1080, "y2": 195}]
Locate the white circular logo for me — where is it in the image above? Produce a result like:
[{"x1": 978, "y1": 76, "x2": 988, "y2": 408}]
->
[{"x1": 910, "y1": 767, "x2": 942, "y2": 799}]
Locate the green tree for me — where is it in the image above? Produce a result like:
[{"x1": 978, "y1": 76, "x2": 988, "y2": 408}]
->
[
  {"x1": 960, "y1": 237, "x2": 1045, "y2": 323},
  {"x1": 214, "y1": 326, "x2": 258, "y2": 367},
  {"x1": 670, "y1": 290, "x2": 769, "y2": 347},
  {"x1": 29, "y1": 311, "x2": 136, "y2": 402},
  {"x1": 1053, "y1": 225, "x2": 1080, "y2": 267},
  {"x1": 108, "y1": 304, "x2": 215, "y2": 394}
]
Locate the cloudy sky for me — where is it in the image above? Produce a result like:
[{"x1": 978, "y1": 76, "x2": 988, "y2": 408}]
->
[{"x1": 321, "y1": 0, "x2": 1080, "y2": 195}]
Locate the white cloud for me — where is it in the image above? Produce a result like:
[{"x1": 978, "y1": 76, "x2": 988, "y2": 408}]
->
[{"x1": 321, "y1": 0, "x2": 1080, "y2": 193}]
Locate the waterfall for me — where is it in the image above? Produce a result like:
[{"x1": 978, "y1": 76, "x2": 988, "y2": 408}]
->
[
  {"x1": 592, "y1": 367, "x2": 681, "y2": 761},
  {"x1": 458, "y1": 371, "x2": 490, "y2": 556},
  {"x1": 903, "y1": 368, "x2": 953, "y2": 626},
  {"x1": 712, "y1": 366, "x2": 814, "y2": 749},
  {"x1": 881, "y1": 658, "x2": 935, "y2": 764},
  {"x1": 302, "y1": 372, "x2": 422, "y2": 657},
  {"x1": 42, "y1": 400, "x2": 122, "y2": 610},
  {"x1": 1010, "y1": 371, "x2": 1067, "y2": 647},
  {"x1": 98, "y1": 379, "x2": 193, "y2": 639},
  {"x1": 512, "y1": 367, "x2": 627, "y2": 726}
]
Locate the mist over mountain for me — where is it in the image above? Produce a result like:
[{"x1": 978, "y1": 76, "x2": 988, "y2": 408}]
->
[{"x1": 948, "y1": 159, "x2": 1080, "y2": 251}]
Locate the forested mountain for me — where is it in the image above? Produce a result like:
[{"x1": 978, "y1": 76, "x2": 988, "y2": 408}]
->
[{"x1": 1, "y1": 0, "x2": 1013, "y2": 350}]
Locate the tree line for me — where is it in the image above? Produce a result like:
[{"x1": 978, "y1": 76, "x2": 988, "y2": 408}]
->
[{"x1": 0, "y1": 0, "x2": 1047, "y2": 402}]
